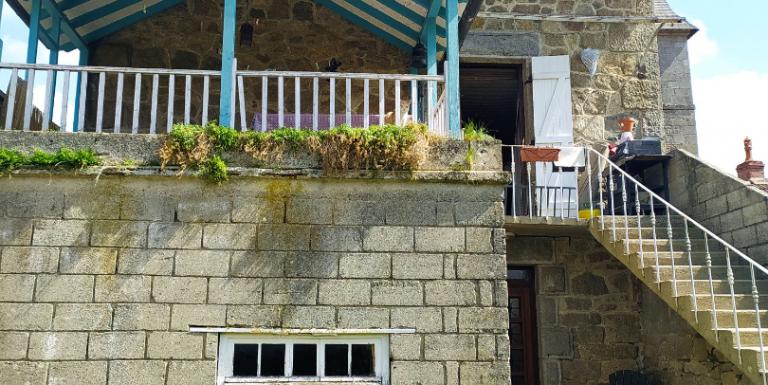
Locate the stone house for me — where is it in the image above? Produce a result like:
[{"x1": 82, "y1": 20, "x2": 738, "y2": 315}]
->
[{"x1": 1, "y1": 1, "x2": 768, "y2": 385}]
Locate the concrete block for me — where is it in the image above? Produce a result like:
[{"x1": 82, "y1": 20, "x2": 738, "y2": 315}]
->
[
  {"x1": 203, "y1": 223, "x2": 258, "y2": 250},
  {"x1": 226, "y1": 305, "x2": 282, "y2": 327},
  {"x1": 333, "y1": 200, "x2": 385, "y2": 225},
  {"x1": 0, "y1": 246, "x2": 58, "y2": 273},
  {"x1": 153, "y1": 276, "x2": 208, "y2": 303},
  {"x1": 263, "y1": 279, "x2": 317, "y2": 305},
  {"x1": 477, "y1": 334, "x2": 496, "y2": 361},
  {"x1": 390, "y1": 334, "x2": 421, "y2": 360},
  {"x1": 64, "y1": 191, "x2": 120, "y2": 220},
  {"x1": 458, "y1": 307, "x2": 508, "y2": 332},
  {"x1": 436, "y1": 202, "x2": 455, "y2": 226},
  {"x1": 148, "y1": 223, "x2": 203, "y2": 249},
  {"x1": 230, "y1": 251, "x2": 285, "y2": 277},
  {"x1": 372, "y1": 281, "x2": 423, "y2": 306},
  {"x1": 28, "y1": 332, "x2": 87, "y2": 360},
  {"x1": 36, "y1": 275, "x2": 94, "y2": 302},
  {"x1": 742, "y1": 201, "x2": 768, "y2": 226},
  {"x1": 113, "y1": 304, "x2": 170, "y2": 330},
  {"x1": 90, "y1": 221, "x2": 148, "y2": 247},
  {"x1": 205, "y1": 332, "x2": 218, "y2": 359},
  {"x1": 281, "y1": 306, "x2": 336, "y2": 328},
  {"x1": 479, "y1": 281, "x2": 494, "y2": 306},
  {"x1": 443, "y1": 255, "x2": 456, "y2": 278},
  {"x1": 391, "y1": 361, "x2": 444, "y2": 385},
  {"x1": 337, "y1": 307, "x2": 389, "y2": 328},
  {"x1": 456, "y1": 254, "x2": 506, "y2": 279},
  {"x1": 0, "y1": 303, "x2": 53, "y2": 330},
  {"x1": 208, "y1": 278, "x2": 262, "y2": 304},
  {"x1": 6, "y1": 191, "x2": 64, "y2": 218},
  {"x1": 88, "y1": 332, "x2": 145, "y2": 359},
  {"x1": 175, "y1": 250, "x2": 231, "y2": 276},
  {"x1": 0, "y1": 332, "x2": 28, "y2": 359},
  {"x1": 459, "y1": 361, "x2": 510, "y2": 385},
  {"x1": 415, "y1": 227, "x2": 465, "y2": 252},
  {"x1": 171, "y1": 304, "x2": 227, "y2": 330},
  {"x1": 455, "y1": 201, "x2": 504, "y2": 226},
  {"x1": 59, "y1": 247, "x2": 118, "y2": 274},
  {"x1": 53, "y1": 304, "x2": 112, "y2": 330},
  {"x1": 425, "y1": 281, "x2": 476, "y2": 305},
  {"x1": 443, "y1": 307, "x2": 458, "y2": 333},
  {"x1": 108, "y1": 360, "x2": 167, "y2": 385},
  {"x1": 506, "y1": 236, "x2": 554, "y2": 263},
  {"x1": 95, "y1": 275, "x2": 151, "y2": 302},
  {"x1": 119, "y1": 192, "x2": 175, "y2": 222},
  {"x1": 310, "y1": 226, "x2": 363, "y2": 251},
  {"x1": 177, "y1": 199, "x2": 231, "y2": 222},
  {"x1": 166, "y1": 361, "x2": 216, "y2": 385},
  {"x1": 117, "y1": 249, "x2": 174, "y2": 275},
  {"x1": 284, "y1": 252, "x2": 338, "y2": 278},
  {"x1": 258, "y1": 224, "x2": 310, "y2": 251},
  {"x1": 541, "y1": 327, "x2": 573, "y2": 358},
  {"x1": 385, "y1": 201, "x2": 437, "y2": 225},
  {"x1": 47, "y1": 361, "x2": 107, "y2": 385},
  {"x1": 392, "y1": 253, "x2": 443, "y2": 279},
  {"x1": 339, "y1": 253, "x2": 390, "y2": 278},
  {"x1": 232, "y1": 197, "x2": 284, "y2": 223},
  {"x1": 466, "y1": 227, "x2": 494, "y2": 253},
  {"x1": 424, "y1": 334, "x2": 476, "y2": 360},
  {"x1": 362, "y1": 226, "x2": 414, "y2": 252},
  {"x1": 391, "y1": 307, "x2": 442, "y2": 333},
  {"x1": 147, "y1": 332, "x2": 204, "y2": 359},
  {"x1": 319, "y1": 280, "x2": 370, "y2": 305},
  {"x1": 287, "y1": 198, "x2": 333, "y2": 224},
  {"x1": 32, "y1": 220, "x2": 90, "y2": 246},
  {"x1": 0, "y1": 274, "x2": 35, "y2": 301},
  {"x1": 0, "y1": 362, "x2": 47, "y2": 385},
  {"x1": 0, "y1": 218, "x2": 33, "y2": 245}
]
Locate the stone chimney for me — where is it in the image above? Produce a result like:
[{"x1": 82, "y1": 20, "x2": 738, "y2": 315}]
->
[{"x1": 736, "y1": 137, "x2": 766, "y2": 183}]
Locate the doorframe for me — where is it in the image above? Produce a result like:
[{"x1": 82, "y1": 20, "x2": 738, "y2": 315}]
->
[{"x1": 507, "y1": 266, "x2": 540, "y2": 385}]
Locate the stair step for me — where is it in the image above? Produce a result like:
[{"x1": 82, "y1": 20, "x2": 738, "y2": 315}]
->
[
  {"x1": 597, "y1": 215, "x2": 688, "y2": 225},
  {"x1": 696, "y1": 309, "x2": 768, "y2": 329},
  {"x1": 660, "y1": 280, "x2": 768, "y2": 296},
  {"x1": 629, "y1": 251, "x2": 731, "y2": 268},
  {"x1": 734, "y1": 347, "x2": 768, "y2": 374},
  {"x1": 678, "y1": 295, "x2": 768, "y2": 311},
  {"x1": 619, "y1": 238, "x2": 725, "y2": 253},
  {"x1": 644, "y1": 265, "x2": 754, "y2": 281},
  {"x1": 717, "y1": 329, "x2": 768, "y2": 348}
]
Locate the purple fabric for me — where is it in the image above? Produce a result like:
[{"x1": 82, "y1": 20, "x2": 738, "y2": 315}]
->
[{"x1": 252, "y1": 113, "x2": 383, "y2": 131}]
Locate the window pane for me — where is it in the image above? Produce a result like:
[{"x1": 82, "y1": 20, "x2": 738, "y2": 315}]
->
[
  {"x1": 233, "y1": 344, "x2": 259, "y2": 377},
  {"x1": 351, "y1": 344, "x2": 375, "y2": 376},
  {"x1": 260, "y1": 344, "x2": 285, "y2": 377},
  {"x1": 292, "y1": 344, "x2": 317, "y2": 376},
  {"x1": 325, "y1": 344, "x2": 349, "y2": 376}
]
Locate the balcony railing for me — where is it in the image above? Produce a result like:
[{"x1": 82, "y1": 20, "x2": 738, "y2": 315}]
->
[{"x1": 0, "y1": 62, "x2": 447, "y2": 136}]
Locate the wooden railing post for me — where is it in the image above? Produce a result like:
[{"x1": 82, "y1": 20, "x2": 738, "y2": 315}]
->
[{"x1": 219, "y1": 0, "x2": 236, "y2": 127}]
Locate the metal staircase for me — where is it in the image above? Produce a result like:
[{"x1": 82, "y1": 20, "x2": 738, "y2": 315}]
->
[{"x1": 504, "y1": 145, "x2": 768, "y2": 385}]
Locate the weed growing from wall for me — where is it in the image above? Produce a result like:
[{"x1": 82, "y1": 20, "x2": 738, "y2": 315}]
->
[{"x1": 0, "y1": 147, "x2": 100, "y2": 173}]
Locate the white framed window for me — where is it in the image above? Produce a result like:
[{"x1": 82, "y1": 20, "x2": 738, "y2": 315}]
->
[{"x1": 217, "y1": 334, "x2": 390, "y2": 385}]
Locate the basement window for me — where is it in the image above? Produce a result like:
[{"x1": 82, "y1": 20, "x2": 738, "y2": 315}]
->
[{"x1": 217, "y1": 335, "x2": 389, "y2": 384}]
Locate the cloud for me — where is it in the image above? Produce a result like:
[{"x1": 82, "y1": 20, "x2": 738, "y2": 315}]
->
[
  {"x1": 688, "y1": 20, "x2": 718, "y2": 66},
  {"x1": 692, "y1": 71, "x2": 768, "y2": 175}
]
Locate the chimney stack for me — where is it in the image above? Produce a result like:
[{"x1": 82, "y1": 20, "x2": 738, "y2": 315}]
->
[{"x1": 736, "y1": 137, "x2": 765, "y2": 183}]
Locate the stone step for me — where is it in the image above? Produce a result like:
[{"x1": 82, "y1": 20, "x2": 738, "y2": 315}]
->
[
  {"x1": 735, "y1": 346, "x2": 768, "y2": 374},
  {"x1": 678, "y1": 295, "x2": 768, "y2": 312},
  {"x1": 660, "y1": 280, "x2": 768, "y2": 296},
  {"x1": 629, "y1": 251, "x2": 732, "y2": 268},
  {"x1": 644, "y1": 265, "x2": 755, "y2": 281},
  {"x1": 696, "y1": 309, "x2": 768, "y2": 329},
  {"x1": 718, "y1": 329, "x2": 768, "y2": 349},
  {"x1": 620, "y1": 238, "x2": 726, "y2": 253},
  {"x1": 596, "y1": 215, "x2": 688, "y2": 226}
]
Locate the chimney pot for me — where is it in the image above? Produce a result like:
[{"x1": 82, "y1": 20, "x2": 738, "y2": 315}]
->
[{"x1": 737, "y1": 137, "x2": 765, "y2": 183}]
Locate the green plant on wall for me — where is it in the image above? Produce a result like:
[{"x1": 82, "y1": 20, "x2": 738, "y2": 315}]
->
[{"x1": 0, "y1": 147, "x2": 100, "y2": 173}]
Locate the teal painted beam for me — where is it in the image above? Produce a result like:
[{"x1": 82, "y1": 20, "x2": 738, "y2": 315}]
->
[
  {"x1": 446, "y1": 0, "x2": 460, "y2": 137},
  {"x1": 72, "y1": 47, "x2": 87, "y2": 132},
  {"x1": 425, "y1": 15, "x2": 437, "y2": 107},
  {"x1": 27, "y1": 0, "x2": 41, "y2": 65},
  {"x1": 79, "y1": 0, "x2": 182, "y2": 44},
  {"x1": 47, "y1": 13, "x2": 60, "y2": 120},
  {"x1": 40, "y1": 0, "x2": 87, "y2": 52},
  {"x1": 315, "y1": 0, "x2": 412, "y2": 51},
  {"x1": 218, "y1": 0, "x2": 236, "y2": 127},
  {"x1": 0, "y1": 0, "x2": 4, "y2": 59}
]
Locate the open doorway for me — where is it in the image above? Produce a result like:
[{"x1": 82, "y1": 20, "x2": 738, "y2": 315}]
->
[{"x1": 460, "y1": 63, "x2": 525, "y2": 146}]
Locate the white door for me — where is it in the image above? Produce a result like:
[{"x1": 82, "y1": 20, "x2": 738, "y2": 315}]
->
[{"x1": 531, "y1": 55, "x2": 577, "y2": 217}]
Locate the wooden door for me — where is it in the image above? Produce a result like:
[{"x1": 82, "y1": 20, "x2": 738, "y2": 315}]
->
[{"x1": 508, "y1": 269, "x2": 538, "y2": 385}]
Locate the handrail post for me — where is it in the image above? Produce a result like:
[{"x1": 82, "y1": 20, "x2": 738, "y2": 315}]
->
[
  {"x1": 219, "y1": 0, "x2": 236, "y2": 127},
  {"x1": 446, "y1": 0, "x2": 460, "y2": 138}
]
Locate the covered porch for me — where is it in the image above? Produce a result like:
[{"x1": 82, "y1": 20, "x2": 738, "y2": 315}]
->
[{"x1": 0, "y1": 0, "x2": 478, "y2": 136}]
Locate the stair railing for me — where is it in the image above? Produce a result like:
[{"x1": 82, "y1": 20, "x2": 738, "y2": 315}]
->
[{"x1": 503, "y1": 145, "x2": 768, "y2": 381}]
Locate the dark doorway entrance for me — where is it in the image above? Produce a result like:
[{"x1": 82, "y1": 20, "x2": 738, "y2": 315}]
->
[
  {"x1": 508, "y1": 268, "x2": 538, "y2": 385},
  {"x1": 459, "y1": 63, "x2": 524, "y2": 145}
]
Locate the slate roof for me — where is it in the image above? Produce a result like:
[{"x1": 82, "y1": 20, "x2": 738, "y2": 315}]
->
[{"x1": 654, "y1": 0, "x2": 698, "y2": 36}]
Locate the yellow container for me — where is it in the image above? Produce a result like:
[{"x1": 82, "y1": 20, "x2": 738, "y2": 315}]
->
[{"x1": 578, "y1": 208, "x2": 602, "y2": 220}]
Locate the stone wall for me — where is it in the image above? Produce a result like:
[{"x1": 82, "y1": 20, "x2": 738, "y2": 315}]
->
[
  {"x1": 658, "y1": 28, "x2": 698, "y2": 153},
  {"x1": 0, "y1": 170, "x2": 510, "y2": 385},
  {"x1": 667, "y1": 149, "x2": 768, "y2": 263},
  {"x1": 467, "y1": 0, "x2": 670, "y2": 148},
  {"x1": 84, "y1": 0, "x2": 410, "y2": 131},
  {"x1": 506, "y1": 231, "x2": 747, "y2": 385}
]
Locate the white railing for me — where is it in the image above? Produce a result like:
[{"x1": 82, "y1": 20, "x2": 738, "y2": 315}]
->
[
  {"x1": 504, "y1": 144, "x2": 768, "y2": 381},
  {"x1": 0, "y1": 62, "x2": 447, "y2": 135}
]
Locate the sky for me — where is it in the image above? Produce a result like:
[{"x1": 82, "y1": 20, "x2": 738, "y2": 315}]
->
[{"x1": 0, "y1": 1, "x2": 764, "y2": 174}]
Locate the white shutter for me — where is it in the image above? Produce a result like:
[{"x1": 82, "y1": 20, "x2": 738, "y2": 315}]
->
[{"x1": 531, "y1": 56, "x2": 577, "y2": 217}]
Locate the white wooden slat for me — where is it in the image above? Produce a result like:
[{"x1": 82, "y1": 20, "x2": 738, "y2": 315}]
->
[
  {"x1": 278, "y1": 76, "x2": 284, "y2": 128},
  {"x1": 95, "y1": 71, "x2": 105, "y2": 133},
  {"x1": 60, "y1": 70, "x2": 70, "y2": 132},
  {"x1": 166, "y1": 74, "x2": 175, "y2": 132},
  {"x1": 329, "y1": 77, "x2": 335, "y2": 128},
  {"x1": 4, "y1": 68, "x2": 18, "y2": 130},
  {"x1": 427, "y1": 81, "x2": 434, "y2": 132},
  {"x1": 411, "y1": 80, "x2": 418, "y2": 124},
  {"x1": 131, "y1": 73, "x2": 141, "y2": 134},
  {"x1": 150, "y1": 74, "x2": 159, "y2": 134},
  {"x1": 378, "y1": 79, "x2": 385, "y2": 125},
  {"x1": 113, "y1": 72, "x2": 124, "y2": 133},
  {"x1": 184, "y1": 75, "x2": 191, "y2": 125},
  {"x1": 312, "y1": 77, "x2": 319, "y2": 130},
  {"x1": 202, "y1": 75, "x2": 209, "y2": 125},
  {"x1": 261, "y1": 76, "x2": 268, "y2": 131},
  {"x1": 294, "y1": 76, "x2": 300, "y2": 129},
  {"x1": 22, "y1": 69, "x2": 36, "y2": 131},
  {"x1": 77, "y1": 71, "x2": 87, "y2": 132},
  {"x1": 363, "y1": 79, "x2": 369, "y2": 128},
  {"x1": 237, "y1": 75, "x2": 246, "y2": 131},
  {"x1": 394, "y1": 79, "x2": 401, "y2": 126},
  {"x1": 345, "y1": 77, "x2": 351, "y2": 126},
  {"x1": 42, "y1": 70, "x2": 54, "y2": 131}
]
